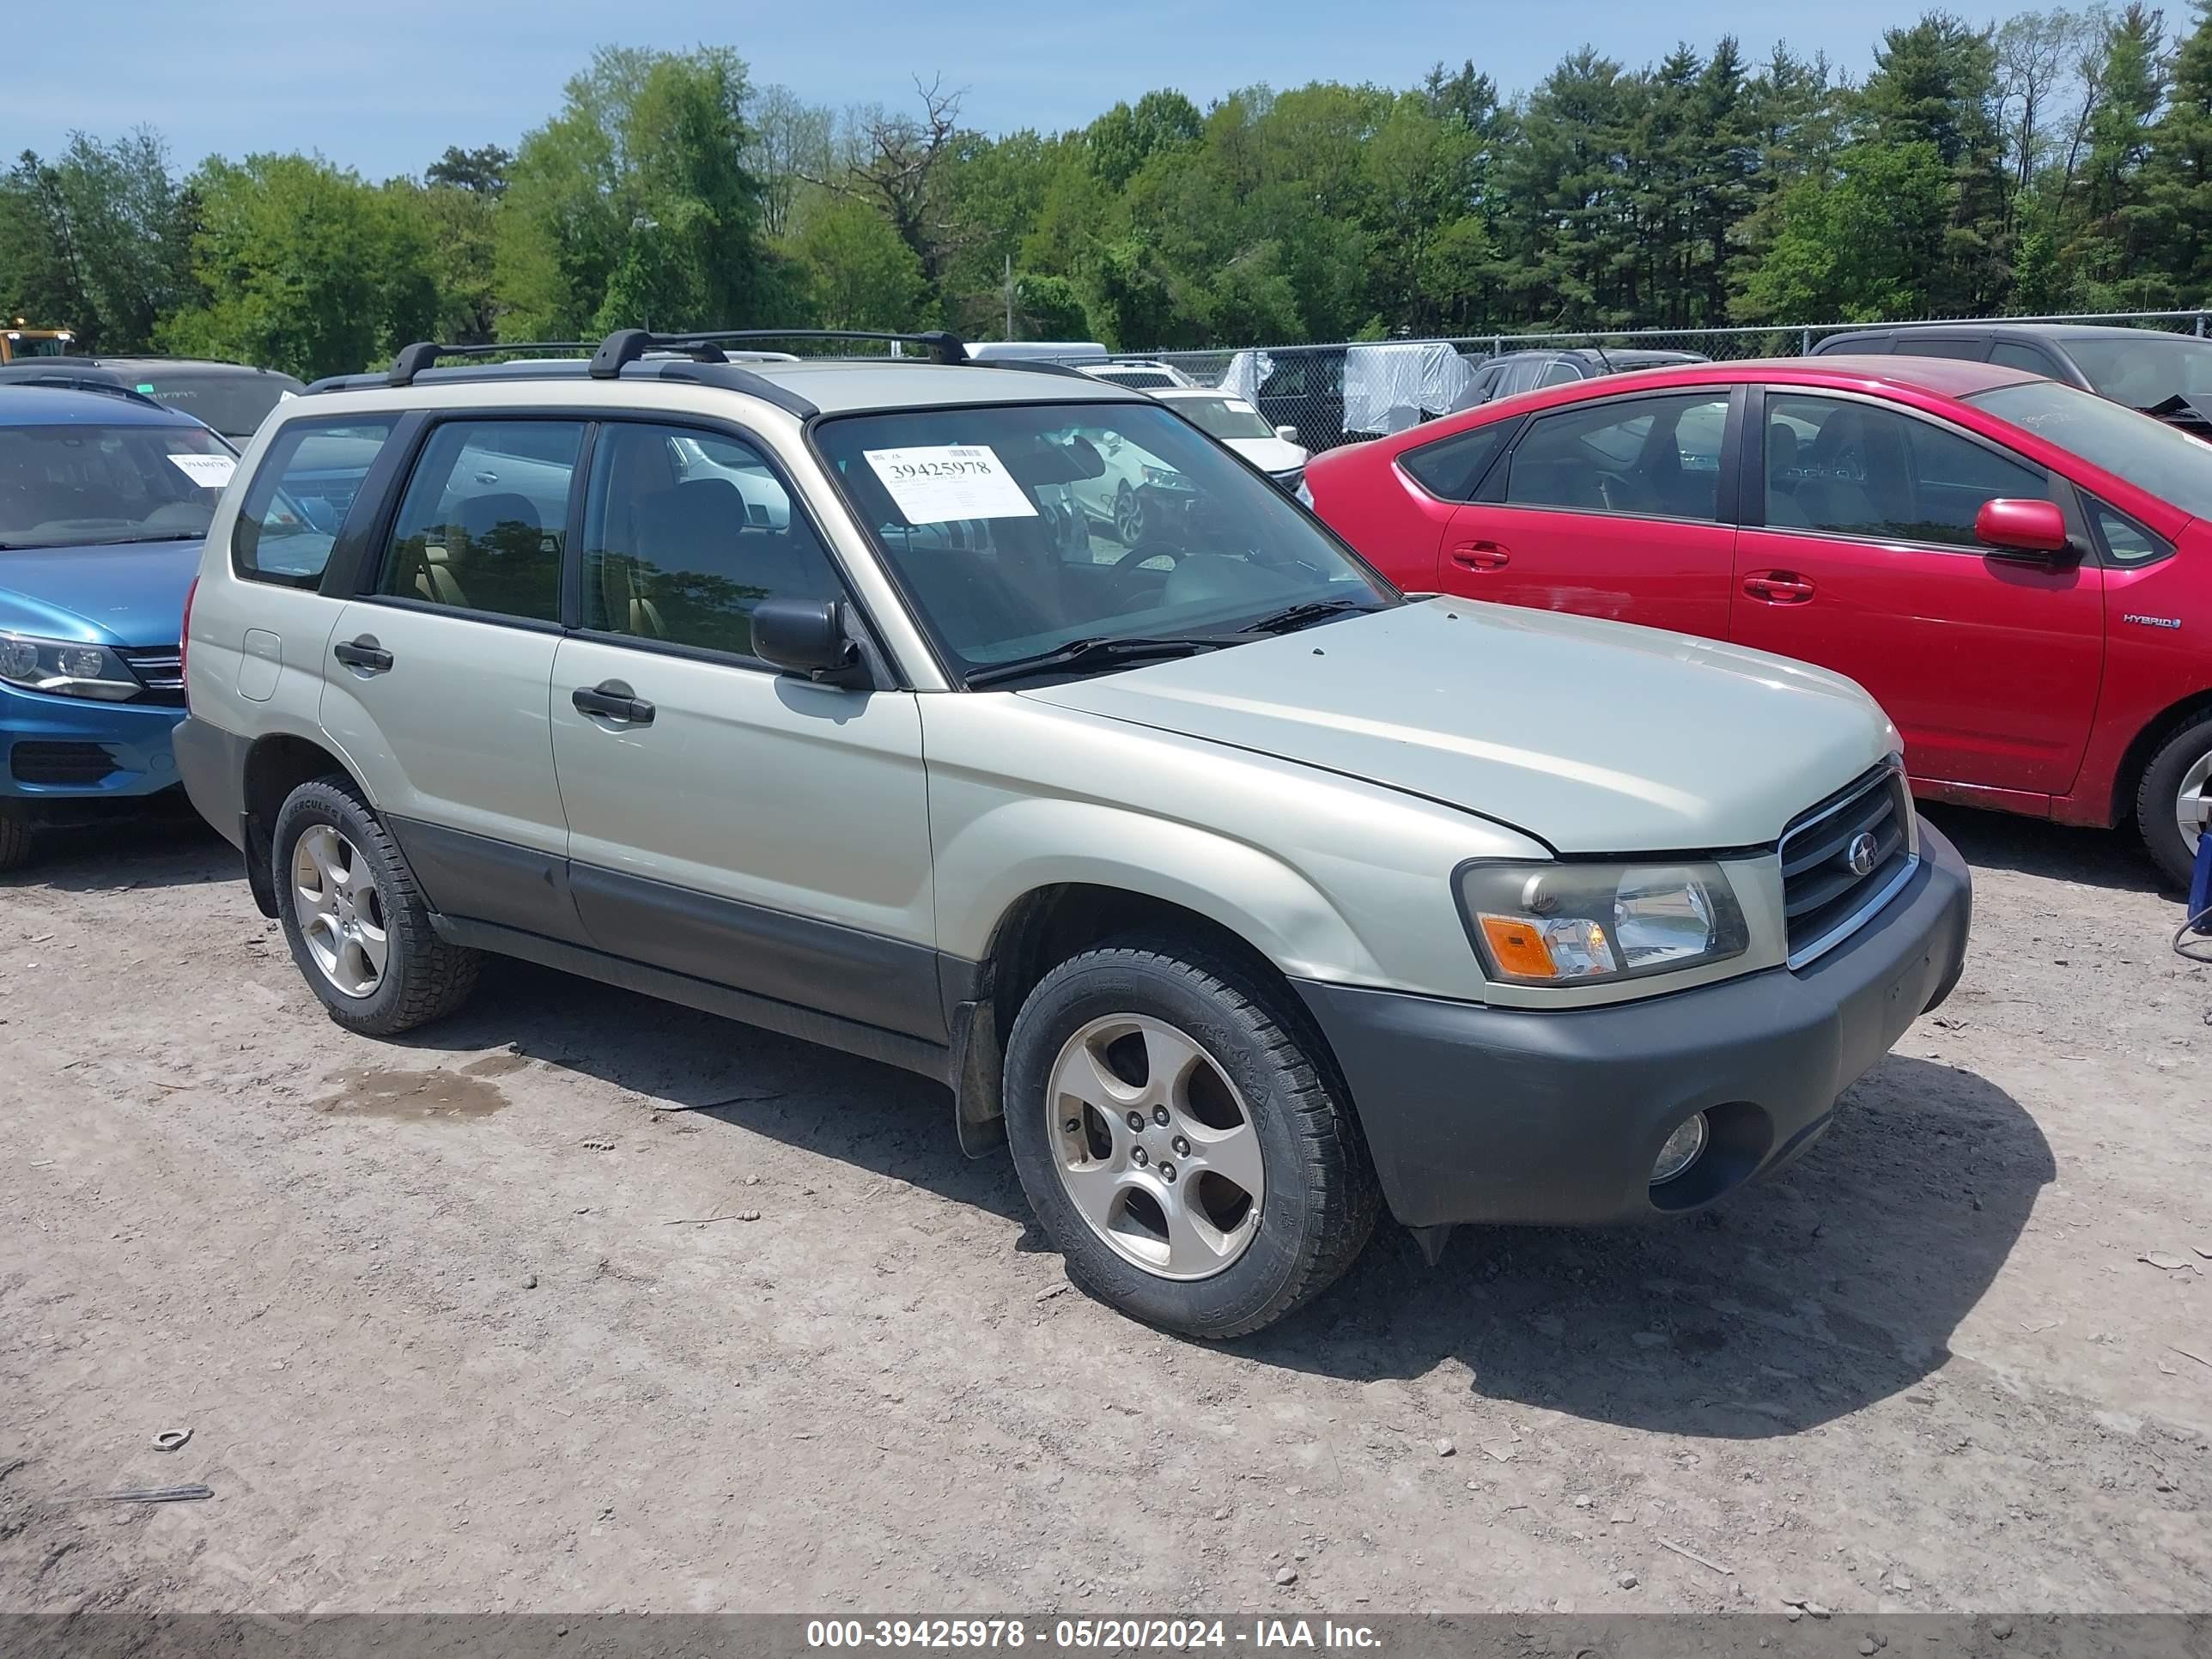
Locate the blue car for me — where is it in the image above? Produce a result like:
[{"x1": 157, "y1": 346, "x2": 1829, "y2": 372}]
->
[{"x1": 0, "y1": 385, "x2": 237, "y2": 870}]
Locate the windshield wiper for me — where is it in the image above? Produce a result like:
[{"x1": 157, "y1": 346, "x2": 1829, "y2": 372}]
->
[
  {"x1": 964, "y1": 635, "x2": 1231, "y2": 689},
  {"x1": 103, "y1": 532, "x2": 206, "y2": 545},
  {"x1": 1238, "y1": 597, "x2": 1377, "y2": 635}
]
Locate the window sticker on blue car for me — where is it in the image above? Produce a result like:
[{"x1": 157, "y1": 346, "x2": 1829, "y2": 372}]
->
[
  {"x1": 863, "y1": 444, "x2": 1036, "y2": 525},
  {"x1": 167, "y1": 453, "x2": 236, "y2": 489}
]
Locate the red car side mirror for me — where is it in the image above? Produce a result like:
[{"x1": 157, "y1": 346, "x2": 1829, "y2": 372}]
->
[{"x1": 1976, "y1": 497, "x2": 2070, "y2": 557}]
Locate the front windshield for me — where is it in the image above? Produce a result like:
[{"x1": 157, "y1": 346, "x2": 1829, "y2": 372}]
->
[
  {"x1": 1969, "y1": 379, "x2": 2212, "y2": 520},
  {"x1": 0, "y1": 422, "x2": 234, "y2": 550},
  {"x1": 2061, "y1": 335, "x2": 2212, "y2": 410},
  {"x1": 130, "y1": 370, "x2": 304, "y2": 440},
  {"x1": 811, "y1": 400, "x2": 1394, "y2": 678},
  {"x1": 1173, "y1": 396, "x2": 1274, "y2": 441}
]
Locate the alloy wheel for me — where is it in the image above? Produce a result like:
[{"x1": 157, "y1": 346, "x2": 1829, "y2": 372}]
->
[
  {"x1": 292, "y1": 824, "x2": 388, "y2": 999},
  {"x1": 1045, "y1": 1013, "x2": 1265, "y2": 1280},
  {"x1": 2178, "y1": 750, "x2": 2211, "y2": 858}
]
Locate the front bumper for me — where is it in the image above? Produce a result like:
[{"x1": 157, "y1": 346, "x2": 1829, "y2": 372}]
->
[
  {"x1": 1295, "y1": 822, "x2": 1972, "y2": 1228},
  {"x1": 0, "y1": 681, "x2": 186, "y2": 809}
]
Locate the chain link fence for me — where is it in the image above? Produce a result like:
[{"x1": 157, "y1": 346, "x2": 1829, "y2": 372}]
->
[{"x1": 1064, "y1": 309, "x2": 2212, "y2": 458}]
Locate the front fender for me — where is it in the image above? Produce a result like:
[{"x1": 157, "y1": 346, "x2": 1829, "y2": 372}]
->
[{"x1": 934, "y1": 793, "x2": 1389, "y2": 986}]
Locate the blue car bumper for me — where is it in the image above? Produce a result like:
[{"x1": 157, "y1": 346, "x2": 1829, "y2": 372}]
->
[{"x1": 0, "y1": 681, "x2": 186, "y2": 812}]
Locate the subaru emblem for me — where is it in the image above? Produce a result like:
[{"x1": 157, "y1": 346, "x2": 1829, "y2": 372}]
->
[{"x1": 1845, "y1": 831, "x2": 1881, "y2": 877}]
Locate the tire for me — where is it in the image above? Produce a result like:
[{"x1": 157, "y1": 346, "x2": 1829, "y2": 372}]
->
[
  {"x1": 271, "y1": 775, "x2": 480, "y2": 1036},
  {"x1": 1003, "y1": 938, "x2": 1379, "y2": 1339},
  {"x1": 2134, "y1": 714, "x2": 2212, "y2": 890},
  {"x1": 0, "y1": 810, "x2": 32, "y2": 873},
  {"x1": 1113, "y1": 482, "x2": 1145, "y2": 546}
]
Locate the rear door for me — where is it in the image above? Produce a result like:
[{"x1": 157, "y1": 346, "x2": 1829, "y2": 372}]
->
[
  {"x1": 547, "y1": 420, "x2": 941, "y2": 1041},
  {"x1": 1731, "y1": 387, "x2": 2104, "y2": 799},
  {"x1": 1437, "y1": 386, "x2": 1741, "y2": 638},
  {"x1": 318, "y1": 416, "x2": 585, "y2": 936}
]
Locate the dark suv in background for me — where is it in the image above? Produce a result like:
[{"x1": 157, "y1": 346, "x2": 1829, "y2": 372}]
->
[
  {"x1": 0, "y1": 357, "x2": 307, "y2": 442},
  {"x1": 1464, "y1": 347, "x2": 1708, "y2": 405},
  {"x1": 1811, "y1": 323, "x2": 2212, "y2": 440}
]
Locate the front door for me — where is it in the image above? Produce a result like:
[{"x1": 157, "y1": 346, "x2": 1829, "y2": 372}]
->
[
  {"x1": 1730, "y1": 389, "x2": 2105, "y2": 799},
  {"x1": 318, "y1": 416, "x2": 585, "y2": 935},
  {"x1": 1438, "y1": 387, "x2": 1740, "y2": 639},
  {"x1": 547, "y1": 420, "x2": 941, "y2": 1042}
]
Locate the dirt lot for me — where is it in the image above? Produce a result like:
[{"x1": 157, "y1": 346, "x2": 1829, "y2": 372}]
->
[{"x1": 3, "y1": 805, "x2": 2208, "y2": 1617}]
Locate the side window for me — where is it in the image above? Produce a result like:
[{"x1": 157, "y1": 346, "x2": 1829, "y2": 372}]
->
[
  {"x1": 376, "y1": 420, "x2": 582, "y2": 622},
  {"x1": 580, "y1": 423, "x2": 843, "y2": 659},
  {"x1": 1989, "y1": 342, "x2": 2058, "y2": 377},
  {"x1": 1505, "y1": 392, "x2": 1732, "y2": 522},
  {"x1": 1765, "y1": 395, "x2": 2045, "y2": 547},
  {"x1": 2091, "y1": 500, "x2": 2172, "y2": 565},
  {"x1": 1401, "y1": 422, "x2": 1514, "y2": 501},
  {"x1": 232, "y1": 419, "x2": 396, "y2": 587},
  {"x1": 1538, "y1": 359, "x2": 1583, "y2": 387}
]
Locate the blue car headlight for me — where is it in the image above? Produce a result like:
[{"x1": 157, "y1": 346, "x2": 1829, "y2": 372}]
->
[{"x1": 0, "y1": 632, "x2": 143, "y2": 702}]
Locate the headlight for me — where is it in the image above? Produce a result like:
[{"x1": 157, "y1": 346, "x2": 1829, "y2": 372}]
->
[
  {"x1": 0, "y1": 633, "x2": 143, "y2": 701},
  {"x1": 1456, "y1": 860, "x2": 1749, "y2": 986},
  {"x1": 1295, "y1": 476, "x2": 1316, "y2": 509},
  {"x1": 1140, "y1": 465, "x2": 1194, "y2": 493}
]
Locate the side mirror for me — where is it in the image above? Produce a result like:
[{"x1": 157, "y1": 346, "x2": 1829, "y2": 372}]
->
[
  {"x1": 1976, "y1": 497, "x2": 2071, "y2": 559},
  {"x1": 753, "y1": 598, "x2": 866, "y2": 687},
  {"x1": 1274, "y1": 424, "x2": 1300, "y2": 443}
]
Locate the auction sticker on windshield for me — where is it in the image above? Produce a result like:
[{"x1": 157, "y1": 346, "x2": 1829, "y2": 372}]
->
[
  {"x1": 167, "y1": 453, "x2": 237, "y2": 489},
  {"x1": 863, "y1": 445, "x2": 1036, "y2": 525}
]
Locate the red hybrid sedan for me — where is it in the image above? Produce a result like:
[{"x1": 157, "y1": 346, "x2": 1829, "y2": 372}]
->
[{"x1": 1304, "y1": 355, "x2": 2212, "y2": 884}]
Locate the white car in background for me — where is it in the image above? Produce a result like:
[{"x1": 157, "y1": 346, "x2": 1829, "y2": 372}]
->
[
  {"x1": 1154, "y1": 387, "x2": 1308, "y2": 488},
  {"x1": 1064, "y1": 390, "x2": 1312, "y2": 547},
  {"x1": 1081, "y1": 360, "x2": 1198, "y2": 392}
]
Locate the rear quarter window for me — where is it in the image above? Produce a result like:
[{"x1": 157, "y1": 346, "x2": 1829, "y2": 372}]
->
[
  {"x1": 1400, "y1": 422, "x2": 1514, "y2": 501},
  {"x1": 231, "y1": 418, "x2": 398, "y2": 587}
]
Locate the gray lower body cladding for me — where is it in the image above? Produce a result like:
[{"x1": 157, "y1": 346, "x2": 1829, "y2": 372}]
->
[{"x1": 1295, "y1": 822, "x2": 1972, "y2": 1228}]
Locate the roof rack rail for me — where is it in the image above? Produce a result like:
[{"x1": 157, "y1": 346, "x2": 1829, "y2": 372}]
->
[
  {"x1": 587, "y1": 328, "x2": 968, "y2": 379},
  {"x1": 386, "y1": 341, "x2": 592, "y2": 387},
  {"x1": 981, "y1": 360, "x2": 1100, "y2": 384},
  {"x1": 3, "y1": 374, "x2": 171, "y2": 413}
]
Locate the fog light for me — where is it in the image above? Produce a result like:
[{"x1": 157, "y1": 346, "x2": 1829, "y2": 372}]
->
[{"x1": 1651, "y1": 1113, "x2": 1709, "y2": 1186}]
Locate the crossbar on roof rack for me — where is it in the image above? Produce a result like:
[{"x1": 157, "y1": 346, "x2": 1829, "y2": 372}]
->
[
  {"x1": 2, "y1": 374, "x2": 171, "y2": 412},
  {"x1": 386, "y1": 341, "x2": 592, "y2": 387},
  {"x1": 588, "y1": 328, "x2": 968, "y2": 379}
]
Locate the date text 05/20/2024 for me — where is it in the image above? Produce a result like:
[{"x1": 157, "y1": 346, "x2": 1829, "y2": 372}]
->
[{"x1": 805, "y1": 1619, "x2": 1383, "y2": 1650}]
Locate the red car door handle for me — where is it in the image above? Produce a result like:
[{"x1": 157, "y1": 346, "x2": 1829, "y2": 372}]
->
[
  {"x1": 1742, "y1": 571, "x2": 1815, "y2": 603},
  {"x1": 1451, "y1": 542, "x2": 1511, "y2": 570}
]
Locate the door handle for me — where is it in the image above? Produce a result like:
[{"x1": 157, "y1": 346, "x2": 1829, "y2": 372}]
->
[
  {"x1": 1450, "y1": 542, "x2": 1511, "y2": 571},
  {"x1": 1741, "y1": 572, "x2": 1816, "y2": 603},
  {"x1": 331, "y1": 635, "x2": 393, "y2": 672},
  {"x1": 572, "y1": 680, "x2": 655, "y2": 726}
]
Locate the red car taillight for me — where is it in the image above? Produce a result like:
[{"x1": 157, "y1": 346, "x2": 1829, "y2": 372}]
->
[{"x1": 179, "y1": 575, "x2": 199, "y2": 711}]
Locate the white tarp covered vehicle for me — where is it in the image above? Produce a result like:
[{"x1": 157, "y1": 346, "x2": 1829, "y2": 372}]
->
[{"x1": 1218, "y1": 343, "x2": 1482, "y2": 441}]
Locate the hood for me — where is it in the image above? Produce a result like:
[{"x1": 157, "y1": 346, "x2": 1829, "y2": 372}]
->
[
  {"x1": 1020, "y1": 600, "x2": 1895, "y2": 853},
  {"x1": 0, "y1": 538, "x2": 203, "y2": 646},
  {"x1": 1224, "y1": 435, "x2": 1309, "y2": 475}
]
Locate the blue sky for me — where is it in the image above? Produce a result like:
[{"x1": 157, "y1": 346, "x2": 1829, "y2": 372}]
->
[{"x1": 15, "y1": 1, "x2": 1935, "y2": 179}]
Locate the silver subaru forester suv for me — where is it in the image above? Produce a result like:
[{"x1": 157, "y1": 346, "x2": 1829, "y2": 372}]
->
[{"x1": 173, "y1": 329, "x2": 1971, "y2": 1338}]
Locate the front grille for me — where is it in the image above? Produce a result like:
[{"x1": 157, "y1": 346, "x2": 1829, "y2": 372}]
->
[
  {"x1": 10, "y1": 740, "x2": 118, "y2": 786},
  {"x1": 116, "y1": 645, "x2": 185, "y2": 705},
  {"x1": 1778, "y1": 764, "x2": 1915, "y2": 965}
]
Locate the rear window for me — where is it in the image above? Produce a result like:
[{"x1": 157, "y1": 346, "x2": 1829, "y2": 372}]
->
[
  {"x1": 231, "y1": 419, "x2": 397, "y2": 586},
  {"x1": 130, "y1": 369, "x2": 306, "y2": 441}
]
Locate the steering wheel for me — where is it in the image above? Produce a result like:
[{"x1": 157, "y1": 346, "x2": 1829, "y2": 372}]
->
[
  {"x1": 1113, "y1": 540, "x2": 1185, "y2": 572},
  {"x1": 1591, "y1": 470, "x2": 1655, "y2": 513}
]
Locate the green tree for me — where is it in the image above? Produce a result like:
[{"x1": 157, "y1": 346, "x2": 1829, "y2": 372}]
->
[
  {"x1": 157, "y1": 154, "x2": 436, "y2": 378},
  {"x1": 496, "y1": 46, "x2": 775, "y2": 338},
  {"x1": 1738, "y1": 140, "x2": 1954, "y2": 319},
  {"x1": 787, "y1": 191, "x2": 929, "y2": 329},
  {"x1": 2133, "y1": 1, "x2": 2211, "y2": 301},
  {"x1": 1, "y1": 131, "x2": 192, "y2": 352}
]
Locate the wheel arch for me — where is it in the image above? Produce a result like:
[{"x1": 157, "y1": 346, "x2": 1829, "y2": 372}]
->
[
  {"x1": 240, "y1": 732, "x2": 369, "y2": 918},
  {"x1": 2111, "y1": 690, "x2": 2212, "y2": 826},
  {"x1": 949, "y1": 879, "x2": 1361, "y2": 1156}
]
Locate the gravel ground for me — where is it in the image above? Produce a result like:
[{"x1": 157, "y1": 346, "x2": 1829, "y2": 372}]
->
[{"x1": 2, "y1": 805, "x2": 2208, "y2": 1616}]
